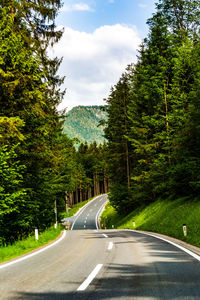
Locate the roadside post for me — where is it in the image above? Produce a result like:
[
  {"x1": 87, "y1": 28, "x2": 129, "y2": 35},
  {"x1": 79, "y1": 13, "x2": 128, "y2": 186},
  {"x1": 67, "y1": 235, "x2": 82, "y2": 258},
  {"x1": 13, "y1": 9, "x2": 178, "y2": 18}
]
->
[
  {"x1": 54, "y1": 200, "x2": 58, "y2": 229},
  {"x1": 133, "y1": 221, "x2": 135, "y2": 227},
  {"x1": 35, "y1": 228, "x2": 39, "y2": 240},
  {"x1": 183, "y1": 224, "x2": 187, "y2": 236}
]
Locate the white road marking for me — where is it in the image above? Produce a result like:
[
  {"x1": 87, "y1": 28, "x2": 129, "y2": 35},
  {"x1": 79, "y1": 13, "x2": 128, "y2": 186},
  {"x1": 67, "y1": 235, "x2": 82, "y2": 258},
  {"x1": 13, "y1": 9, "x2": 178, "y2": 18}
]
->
[
  {"x1": 108, "y1": 242, "x2": 113, "y2": 250},
  {"x1": 87, "y1": 214, "x2": 90, "y2": 217},
  {"x1": 84, "y1": 225, "x2": 86, "y2": 228},
  {"x1": 84, "y1": 220, "x2": 87, "y2": 223},
  {"x1": 126, "y1": 230, "x2": 200, "y2": 262},
  {"x1": 95, "y1": 200, "x2": 109, "y2": 229},
  {"x1": 0, "y1": 230, "x2": 67, "y2": 270},
  {"x1": 77, "y1": 264, "x2": 103, "y2": 291},
  {"x1": 102, "y1": 234, "x2": 108, "y2": 238}
]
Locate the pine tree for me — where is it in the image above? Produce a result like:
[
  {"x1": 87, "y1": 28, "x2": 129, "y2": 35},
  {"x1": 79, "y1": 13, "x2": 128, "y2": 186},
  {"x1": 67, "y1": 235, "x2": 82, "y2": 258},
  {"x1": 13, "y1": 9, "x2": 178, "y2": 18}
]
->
[{"x1": 104, "y1": 70, "x2": 133, "y2": 213}]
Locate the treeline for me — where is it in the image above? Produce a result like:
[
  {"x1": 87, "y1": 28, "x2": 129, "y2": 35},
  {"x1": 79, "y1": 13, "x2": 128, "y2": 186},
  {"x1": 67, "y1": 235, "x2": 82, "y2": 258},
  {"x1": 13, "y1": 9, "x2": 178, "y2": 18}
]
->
[
  {"x1": 0, "y1": 1, "x2": 107, "y2": 245},
  {"x1": 104, "y1": 0, "x2": 200, "y2": 214},
  {"x1": 67, "y1": 141, "x2": 109, "y2": 207}
]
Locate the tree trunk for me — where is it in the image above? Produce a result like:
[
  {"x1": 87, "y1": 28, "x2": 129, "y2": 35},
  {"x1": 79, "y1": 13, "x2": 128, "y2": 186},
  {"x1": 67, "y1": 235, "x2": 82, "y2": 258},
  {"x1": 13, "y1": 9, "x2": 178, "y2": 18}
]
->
[
  {"x1": 164, "y1": 82, "x2": 171, "y2": 164},
  {"x1": 75, "y1": 186, "x2": 79, "y2": 204},
  {"x1": 104, "y1": 176, "x2": 108, "y2": 193},
  {"x1": 80, "y1": 190, "x2": 83, "y2": 202},
  {"x1": 123, "y1": 93, "x2": 130, "y2": 188}
]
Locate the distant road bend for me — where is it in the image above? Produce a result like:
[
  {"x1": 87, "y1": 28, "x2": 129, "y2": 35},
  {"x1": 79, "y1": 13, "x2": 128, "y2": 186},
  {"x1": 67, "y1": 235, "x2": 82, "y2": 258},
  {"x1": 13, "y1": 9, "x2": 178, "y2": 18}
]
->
[{"x1": 1, "y1": 194, "x2": 200, "y2": 299}]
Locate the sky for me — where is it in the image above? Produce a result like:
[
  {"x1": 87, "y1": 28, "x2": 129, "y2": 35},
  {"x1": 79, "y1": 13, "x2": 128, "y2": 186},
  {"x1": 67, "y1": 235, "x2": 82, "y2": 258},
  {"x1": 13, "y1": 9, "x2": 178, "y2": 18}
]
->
[{"x1": 51, "y1": 0, "x2": 156, "y2": 111}]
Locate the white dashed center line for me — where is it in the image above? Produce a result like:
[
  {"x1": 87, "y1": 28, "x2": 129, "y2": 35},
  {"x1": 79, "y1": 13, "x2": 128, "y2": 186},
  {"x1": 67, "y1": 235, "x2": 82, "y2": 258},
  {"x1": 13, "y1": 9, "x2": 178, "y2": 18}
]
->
[
  {"x1": 102, "y1": 234, "x2": 108, "y2": 238},
  {"x1": 77, "y1": 264, "x2": 103, "y2": 291},
  {"x1": 108, "y1": 242, "x2": 113, "y2": 250}
]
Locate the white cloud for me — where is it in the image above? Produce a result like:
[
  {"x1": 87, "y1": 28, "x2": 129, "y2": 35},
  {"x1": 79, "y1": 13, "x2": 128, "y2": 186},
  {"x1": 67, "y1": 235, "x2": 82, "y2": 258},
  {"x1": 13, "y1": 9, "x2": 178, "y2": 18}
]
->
[
  {"x1": 61, "y1": 3, "x2": 93, "y2": 12},
  {"x1": 109, "y1": 0, "x2": 115, "y2": 3},
  {"x1": 50, "y1": 24, "x2": 141, "y2": 111},
  {"x1": 138, "y1": 3, "x2": 148, "y2": 9}
]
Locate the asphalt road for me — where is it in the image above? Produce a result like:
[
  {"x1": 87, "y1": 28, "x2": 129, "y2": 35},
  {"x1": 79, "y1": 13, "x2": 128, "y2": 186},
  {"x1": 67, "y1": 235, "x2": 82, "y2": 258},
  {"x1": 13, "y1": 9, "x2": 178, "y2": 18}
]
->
[{"x1": 1, "y1": 194, "x2": 200, "y2": 299}]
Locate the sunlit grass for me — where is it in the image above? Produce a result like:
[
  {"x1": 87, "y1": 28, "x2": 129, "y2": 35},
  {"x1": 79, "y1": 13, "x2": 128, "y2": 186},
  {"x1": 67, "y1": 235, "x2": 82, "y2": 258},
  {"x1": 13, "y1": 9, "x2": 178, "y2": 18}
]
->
[
  {"x1": 0, "y1": 225, "x2": 63, "y2": 264},
  {"x1": 101, "y1": 198, "x2": 200, "y2": 247}
]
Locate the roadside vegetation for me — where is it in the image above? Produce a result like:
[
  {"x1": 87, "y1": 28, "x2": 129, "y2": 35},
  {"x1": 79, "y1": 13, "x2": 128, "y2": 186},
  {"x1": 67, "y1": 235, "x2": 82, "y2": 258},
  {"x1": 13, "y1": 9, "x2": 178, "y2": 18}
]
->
[
  {"x1": 0, "y1": 2, "x2": 109, "y2": 247},
  {"x1": 101, "y1": 199, "x2": 200, "y2": 248},
  {"x1": 0, "y1": 225, "x2": 63, "y2": 264},
  {"x1": 0, "y1": 195, "x2": 99, "y2": 264},
  {"x1": 103, "y1": 1, "x2": 200, "y2": 241}
]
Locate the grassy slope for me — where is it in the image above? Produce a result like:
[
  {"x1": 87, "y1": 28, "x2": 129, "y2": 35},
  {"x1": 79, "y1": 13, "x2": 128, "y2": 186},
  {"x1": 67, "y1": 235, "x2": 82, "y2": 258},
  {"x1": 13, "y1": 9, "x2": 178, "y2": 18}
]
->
[{"x1": 101, "y1": 198, "x2": 200, "y2": 248}]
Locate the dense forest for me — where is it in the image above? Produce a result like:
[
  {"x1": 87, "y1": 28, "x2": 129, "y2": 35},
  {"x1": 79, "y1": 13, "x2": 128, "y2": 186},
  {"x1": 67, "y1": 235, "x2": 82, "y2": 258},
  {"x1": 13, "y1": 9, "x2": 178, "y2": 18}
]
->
[
  {"x1": 63, "y1": 106, "x2": 107, "y2": 145},
  {"x1": 0, "y1": 1, "x2": 108, "y2": 245},
  {"x1": 104, "y1": 0, "x2": 200, "y2": 215}
]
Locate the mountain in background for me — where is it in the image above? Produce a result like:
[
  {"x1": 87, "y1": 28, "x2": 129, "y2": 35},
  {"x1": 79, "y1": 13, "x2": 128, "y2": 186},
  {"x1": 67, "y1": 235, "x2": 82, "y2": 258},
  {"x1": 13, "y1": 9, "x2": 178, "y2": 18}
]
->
[{"x1": 63, "y1": 105, "x2": 107, "y2": 145}]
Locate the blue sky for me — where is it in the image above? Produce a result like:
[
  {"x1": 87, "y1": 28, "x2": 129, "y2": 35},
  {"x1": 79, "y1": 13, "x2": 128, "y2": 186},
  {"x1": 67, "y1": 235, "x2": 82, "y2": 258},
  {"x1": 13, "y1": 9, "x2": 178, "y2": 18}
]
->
[{"x1": 52, "y1": 0, "x2": 156, "y2": 111}]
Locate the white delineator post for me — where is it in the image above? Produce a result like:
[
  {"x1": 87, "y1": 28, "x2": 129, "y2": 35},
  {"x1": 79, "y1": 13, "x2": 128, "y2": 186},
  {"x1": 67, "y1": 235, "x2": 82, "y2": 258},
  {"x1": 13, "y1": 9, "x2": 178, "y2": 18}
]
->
[
  {"x1": 54, "y1": 200, "x2": 58, "y2": 229},
  {"x1": 35, "y1": 228, "x2": 39, "y2": 240},
  {"x1": 183, "y1": 224, "x2": 187, "y2": 236}
]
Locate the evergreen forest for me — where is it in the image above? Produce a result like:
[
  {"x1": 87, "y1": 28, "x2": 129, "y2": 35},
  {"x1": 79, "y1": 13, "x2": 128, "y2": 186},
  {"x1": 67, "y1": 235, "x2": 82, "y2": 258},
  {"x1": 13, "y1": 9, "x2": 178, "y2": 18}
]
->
[
  {"x1": 1, "y1": 0, "x2": 200, "y2": 246},
  {"x1": 0, "y1": 1, "x2": 108, "y2": 245},
  {"x1": 104, "y1": 0, "x2": 200, "y2": 215}
]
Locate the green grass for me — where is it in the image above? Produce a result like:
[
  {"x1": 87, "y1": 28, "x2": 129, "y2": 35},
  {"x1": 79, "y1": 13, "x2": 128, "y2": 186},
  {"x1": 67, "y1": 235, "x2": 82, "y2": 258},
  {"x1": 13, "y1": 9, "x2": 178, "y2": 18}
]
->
[
  {"x1": 0, "y1": 225, "x2": 63, "y2": 264},
  {"x1": 101, "y1": 198, "x2": 200, "y2": 248}
]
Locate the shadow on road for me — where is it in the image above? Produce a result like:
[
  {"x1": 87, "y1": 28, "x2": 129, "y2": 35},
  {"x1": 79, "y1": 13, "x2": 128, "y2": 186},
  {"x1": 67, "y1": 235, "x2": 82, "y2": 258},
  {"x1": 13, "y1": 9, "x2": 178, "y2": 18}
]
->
[{"x1": 8, "y1": 230, "x2": 200, "y2": 299}]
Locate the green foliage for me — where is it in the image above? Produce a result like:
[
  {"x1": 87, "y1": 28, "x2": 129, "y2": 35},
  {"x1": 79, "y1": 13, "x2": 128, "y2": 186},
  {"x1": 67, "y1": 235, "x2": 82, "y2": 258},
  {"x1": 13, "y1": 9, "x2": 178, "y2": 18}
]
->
[
  {"x1": 0, "y1": 145, "x2": 33, "y2": 246},
  {"x1": 0, "y1": 4, "x2": 70, "y2": 244}
]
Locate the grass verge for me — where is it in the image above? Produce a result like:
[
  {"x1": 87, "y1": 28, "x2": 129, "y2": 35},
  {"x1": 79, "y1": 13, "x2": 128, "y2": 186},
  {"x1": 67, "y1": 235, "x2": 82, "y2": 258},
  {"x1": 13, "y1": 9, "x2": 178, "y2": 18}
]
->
[
  {"x1": 0, "y1": 225, "x2": 63, "y2": 264},
  {"x1": 100, "y1": 198, "x2": 200, "y2": 248},
  {"x1": 0, "y1": 195, "x2": 101, "y2": 264}
]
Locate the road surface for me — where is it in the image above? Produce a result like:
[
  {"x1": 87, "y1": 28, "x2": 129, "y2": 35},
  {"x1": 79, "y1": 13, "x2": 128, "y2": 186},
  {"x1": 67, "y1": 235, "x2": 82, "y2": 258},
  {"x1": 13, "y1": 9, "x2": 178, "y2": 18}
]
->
[{"x1": 1, "y1": 194, "x2": 200, "y2": 299}]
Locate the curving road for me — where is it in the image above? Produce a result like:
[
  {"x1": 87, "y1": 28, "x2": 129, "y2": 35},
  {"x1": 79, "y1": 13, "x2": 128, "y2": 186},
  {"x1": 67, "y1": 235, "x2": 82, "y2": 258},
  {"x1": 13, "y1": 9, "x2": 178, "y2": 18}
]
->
[{"x1": 1, "y1": 194, "x2": 200, "y2": 299}]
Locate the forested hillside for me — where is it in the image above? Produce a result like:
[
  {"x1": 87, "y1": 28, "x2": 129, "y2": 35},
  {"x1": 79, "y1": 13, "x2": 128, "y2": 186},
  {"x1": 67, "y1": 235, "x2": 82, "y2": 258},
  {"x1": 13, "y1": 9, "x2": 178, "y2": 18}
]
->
[
  {"x1": 63, "y1": 106, "x2": 107, "y2": 145},
  {"x1": 104, "y1": 0, "x2": 200, "y2": 215}
]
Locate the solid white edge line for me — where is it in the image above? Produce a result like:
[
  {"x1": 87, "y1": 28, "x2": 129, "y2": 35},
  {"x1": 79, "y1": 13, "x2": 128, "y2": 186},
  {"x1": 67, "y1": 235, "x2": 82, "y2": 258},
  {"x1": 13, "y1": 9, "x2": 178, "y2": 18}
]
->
[
  {"x1": 0, "y1": 230, "x2": 67, "y2": 270},
  {"x1": 71, "y1": 195, "x2": 104, "y2": 230},
  {"x1": 125, "y1": 229, "x2": 200, "y2": 262},
  {"x1": 77, "y1": 264, "x2": 103, "y2": 291},
  {"x1": 102, "y1": 234, "x2": 108, "y2": 238},
  {"x1": 108, "y1": 242, "x2": 113, "y2": 250},
  {"x1": 95, "y1": 199, "x2": 108, "y2": 230}
]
